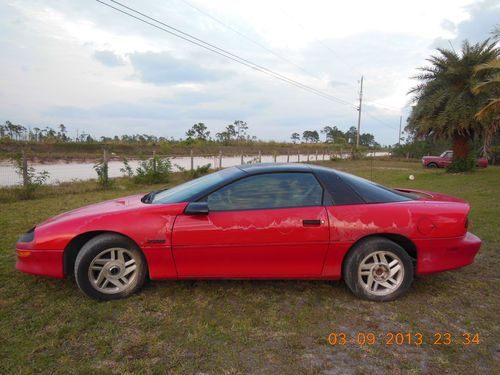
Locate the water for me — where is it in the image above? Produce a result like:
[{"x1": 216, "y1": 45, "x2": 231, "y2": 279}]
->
[{"x1": 0, "y1": 152, "x2": 389, "y2": 186}]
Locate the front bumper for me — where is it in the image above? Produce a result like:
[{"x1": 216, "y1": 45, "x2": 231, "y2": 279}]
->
[
  {"x1": 414, "y1": 232, "x2": 481, "y2": 275},
  {"x1": 15, "y1": 247, "x2": 64, "y2": 278}
]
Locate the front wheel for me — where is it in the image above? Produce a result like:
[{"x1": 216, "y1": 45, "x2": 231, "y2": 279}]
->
[
  {"x1": 75, "y1": 234, "x2": 147, "y2": 300},
  {"x1": 343, "y1": 237, "x2": 414, "y2": 301}
]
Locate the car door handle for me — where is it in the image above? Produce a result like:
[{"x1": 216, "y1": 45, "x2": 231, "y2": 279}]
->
[{"x1": 303, "y1": 219, "x2": 322, "y2": 226}]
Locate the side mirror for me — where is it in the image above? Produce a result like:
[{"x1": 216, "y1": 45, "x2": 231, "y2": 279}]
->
[{"x1": 184, "y1": 201, "x2": 209, "y2": 215}]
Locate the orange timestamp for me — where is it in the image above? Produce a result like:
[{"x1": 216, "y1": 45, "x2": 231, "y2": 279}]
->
[{"x1": 327, "y1": 332, "x2": 480, "y2": 347}]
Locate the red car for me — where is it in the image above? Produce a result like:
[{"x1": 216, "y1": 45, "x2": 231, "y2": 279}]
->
[
  {"x1": 16, "y1": 164, "x2": 481, "y2": 301},
  {"x1": 422, "y1": 150, "x2": 488, "y2": 168}
]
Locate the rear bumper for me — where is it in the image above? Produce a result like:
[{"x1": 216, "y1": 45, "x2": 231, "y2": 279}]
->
[
  {"x1": 15, "y1": 248, "x2": 64, "y2": 278},
  {"x1": 415, "y1": 232, "x2": 481, "y2": 275}
]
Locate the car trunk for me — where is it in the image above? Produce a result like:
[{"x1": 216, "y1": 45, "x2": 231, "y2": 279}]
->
[{"x1": 394, "y1": 188, "x2": 467, "y2": 203}]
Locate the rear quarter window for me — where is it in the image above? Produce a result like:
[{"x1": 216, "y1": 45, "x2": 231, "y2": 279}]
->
[{"x1": 335, "y1": 171, "x2": 414, "y2": 203}]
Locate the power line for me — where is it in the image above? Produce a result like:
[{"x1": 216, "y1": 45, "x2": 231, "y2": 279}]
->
[
  {"x1": 363, "y1": 98, "x2": 413, "y2": 112},
  {"x1": 177, "y1": 0, "x2": 322, "y2": 80},
  {"x1": 278, "y1": 7, "x2": 356, "y2": 77},
  {"x1": 97, "y1": 0, "x2": 402, "y2": 139},
  {"x1": 363, "y1": 110, "x2": 398, "y2": 130},
  {"x1": 363, "y1": 98, "x2": 401, "y2": 111},
  {"x1": 177, "y1": 1, "x2": 404, "y2": 134},
  {"x1": 96, "y1": 0, "x2": 356, "y2": 108}
]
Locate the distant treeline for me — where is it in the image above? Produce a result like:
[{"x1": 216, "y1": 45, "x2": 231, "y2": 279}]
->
[
  {"x1": 0, "y1": 120, "x2": 380, "y2": 147},
  {"x1": 0, "y1": 119, "x2": 387, "y2": 161}
]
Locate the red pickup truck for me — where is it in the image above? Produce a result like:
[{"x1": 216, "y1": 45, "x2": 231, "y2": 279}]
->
[{"x1": 422, "y1": 150, "x2": 488, "y2": 168}]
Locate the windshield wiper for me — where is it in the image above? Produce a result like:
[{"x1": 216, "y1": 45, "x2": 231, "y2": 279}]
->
[
  {"x1": 141, "y1": 191, "x2": 155, "y2": 204},
  {"x1": 141, "y1": 188, "x2": 169, "y2": 204}
]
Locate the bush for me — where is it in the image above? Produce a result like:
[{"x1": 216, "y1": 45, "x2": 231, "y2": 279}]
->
[
  {"x1": 190, "y1": 163, "x2": 211, "y2": 178},
  {"x1": 120, "y1": 158, "x2": 133, "y2": 177},
  {"x1": 351, "y1": 147, "x2": 368, "y2": 160},
  {"x1": 447, "y1": 154, "x2": 476, "y2": 173},
  {"x1": 93, "y1": 158, "x2": 113, "y2": 188},
  {"x1": 134, "y1": 155, "x2": 172, "y2": 184},
  {"x1": 13, "y1": 154, "x2": 50, "y2": 199}
]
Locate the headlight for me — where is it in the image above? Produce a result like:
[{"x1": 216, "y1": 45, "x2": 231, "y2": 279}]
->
[{"x1": 18, "y1": 226, "x2": 35, "y2": 243}]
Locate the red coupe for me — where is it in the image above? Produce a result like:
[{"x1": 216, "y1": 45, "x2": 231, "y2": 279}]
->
[{"x1": 16, "y1": 164, "x2": 481, "y2": 301}]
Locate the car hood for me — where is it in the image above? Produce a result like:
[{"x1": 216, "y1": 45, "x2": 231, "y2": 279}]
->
[
  {"x1": 394, "y1": 188, "x2": 467, "y2": 203},
  {"x1": 39, "y1": 194, "x2": 148, "y2": 226}
]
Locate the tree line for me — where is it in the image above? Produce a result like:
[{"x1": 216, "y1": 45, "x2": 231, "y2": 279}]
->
[
  {"x1": 0, "y1": 119, "x2": 381, "y2": 147},
  {"x1": 291, "y1": 126, "x2": 379, "y2": 147}
]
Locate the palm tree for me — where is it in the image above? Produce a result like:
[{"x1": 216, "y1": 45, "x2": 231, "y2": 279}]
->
[
  {"x1": 473, "y1": 58, "x2": 499, "y2": 157},
  {"x1": 408, "y1": 40, "x2": 499, "y2": 170}
]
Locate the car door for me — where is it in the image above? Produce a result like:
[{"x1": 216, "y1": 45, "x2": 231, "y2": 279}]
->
[
  {"x1": 171, "y1": 172, "x2": 330, "y2": 278},
  {"x1": 442, "y1": 151, "x2": 453, "y2": 167}
]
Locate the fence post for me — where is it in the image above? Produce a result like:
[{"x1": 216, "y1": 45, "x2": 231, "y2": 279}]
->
[
  {"x1": 219, "y1": 149, "x2": 222, "y2": 168},
  {"x1": 297, "y1": 150, "x2": 300, "y2": 162},
  {"x1": 103, "y1": 148, "x2": 109, "y2": 186},
  {"x1": 287, "y1": 150, "x2": 290, "y2": 163},
  {"x1": 258, "y1": 150, "x2": 262, "y2": 163},
  {"x1": 307, "y1": 151, "x2": 309, "y2": 162},
  {"x1": 22, "y1": 150, "x2": 29, "y2": 186},
  {"x1": 151, "y1": 150, "x2": 156, "y2": 174},
  {"x1": 240, "y1": 151, "x2": 244, "y2": 165},
  {"x1": 273, "y1": 151, "x2": 277, "y2": 163},
  {"x1": 315, "y1": 150, "x2": 318, "y2": 161},
  {"x1": 190, "y1": 149, "x2": 194, "y2": 171}
]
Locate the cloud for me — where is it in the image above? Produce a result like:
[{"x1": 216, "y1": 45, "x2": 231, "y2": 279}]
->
[
  {"x1": 129, "y1": 51, "x2": 226, "y2": 85},
  {"x1": 432, "y1": 0, "x2": 500, "y2": 48},
  {"x1": 440, "y1": 19, "x2": 456, "y2": 33},
  {"x1": 93, "y1": 50, "x2": 124, "y2": 67},
  {"x1": 2, "y1": 0, "x2": 498, "y2": 146}
]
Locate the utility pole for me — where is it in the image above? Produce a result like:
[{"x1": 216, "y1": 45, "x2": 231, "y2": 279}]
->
[
  {"x1": 398, "y1": 114, "x2": 402, "y2": 145},
  {"x1": 356, "y1": 75, "x2": 363, "y2": 148}
]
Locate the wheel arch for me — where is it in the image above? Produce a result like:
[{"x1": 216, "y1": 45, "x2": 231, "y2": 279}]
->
[
  {"x1": 341, "y1": 233, "x2": 417, "y2": 275},
  {"x1": 63, "y1": 230, "x2": 144, "y2": 277}
]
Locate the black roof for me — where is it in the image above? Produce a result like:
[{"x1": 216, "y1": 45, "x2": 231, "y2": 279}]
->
[{"x1": 237, "y1": 163, "x2": 320, "y2": 174}]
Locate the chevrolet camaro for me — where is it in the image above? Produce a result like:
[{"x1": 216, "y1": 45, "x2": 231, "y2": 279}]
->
[{"x1": 16, "y1": 163, "x2": 481, "y2": 301}]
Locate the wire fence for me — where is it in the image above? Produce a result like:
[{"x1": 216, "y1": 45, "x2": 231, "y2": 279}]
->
[{"x1": 0, "y1": 148, "x2": 389, "y2": 187}]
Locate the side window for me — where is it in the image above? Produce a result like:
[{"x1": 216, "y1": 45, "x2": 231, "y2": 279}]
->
[
  {"x1": 207, "y1": 173, "x2": 323, "y2": 211},
  {"x1": 444, "y1": 152, "x2": 453, "y2": 159}
]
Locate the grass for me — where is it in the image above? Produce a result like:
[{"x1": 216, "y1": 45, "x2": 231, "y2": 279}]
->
[{"x1": 0, "y1": 159, "x2": 498, "y2": 374}]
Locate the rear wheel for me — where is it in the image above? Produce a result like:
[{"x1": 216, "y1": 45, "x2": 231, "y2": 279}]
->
[
  {"x1": 343, "y1": 237, "x2": 414, "y2": 301},
  {"x1": 75, "y1": 234, "x2": 147, "y2": 300},
  {"x1": 427, "y1": 162, "x2": 438, "y2": 168}
]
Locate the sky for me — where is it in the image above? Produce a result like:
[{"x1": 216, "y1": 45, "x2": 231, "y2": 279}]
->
[{"x1": 0, "y1": 0, "x2": 499, "y2": 145}]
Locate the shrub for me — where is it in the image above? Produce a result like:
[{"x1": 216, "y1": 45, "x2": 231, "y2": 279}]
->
[
  {"x1": 134, "y1": 155, "x2": 172, "y2": 184},
  {"x1": 93, "y1": 158, "x2": 113, "y2": 188},
  {"x1": 190, "y1": 163, "x2": 211, "y2": 178},
  {"x1": 447, "y1": 153, "x2": 476, "y2": 173},
  {"x1": 120, "y1": 158, "x2": 133, "y2": 177},
  {"x1": 12, "y1": 154, "x2": 50, "y2": 199}
]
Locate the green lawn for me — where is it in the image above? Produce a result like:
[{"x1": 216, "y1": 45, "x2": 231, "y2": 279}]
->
[{"x1": 0, "y1": 160, "x2": 498, "y2": 374}]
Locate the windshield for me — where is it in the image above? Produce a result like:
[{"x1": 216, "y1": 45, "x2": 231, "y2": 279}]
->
[{"x1": 151, "y1": 167, "x2": 243, "y2": 204}]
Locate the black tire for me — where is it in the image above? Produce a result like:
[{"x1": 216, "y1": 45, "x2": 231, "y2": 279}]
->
[
  {"x1": 74, "y1": 233, "x2": 147, "y2": 301},
  {"x1": 427, "y1": 162, "x2": 438, "y2": 168},
  {"x1": 343, "y1": 237, "x2": 414, "y2": 302}
]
